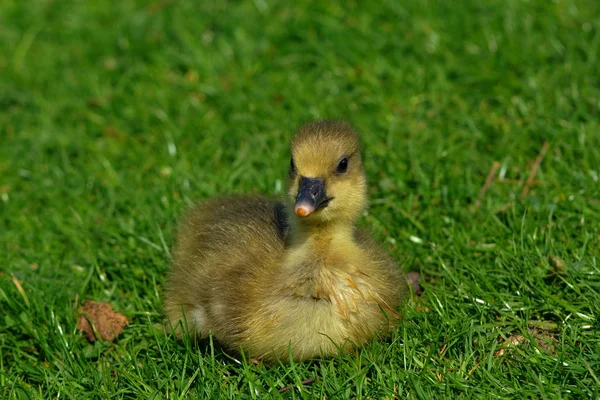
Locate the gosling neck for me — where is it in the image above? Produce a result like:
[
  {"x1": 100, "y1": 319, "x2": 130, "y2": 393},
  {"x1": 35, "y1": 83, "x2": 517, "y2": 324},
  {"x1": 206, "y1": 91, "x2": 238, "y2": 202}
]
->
[{"x1": 287, "y1": 213, "x2": 356, "y2": 248}]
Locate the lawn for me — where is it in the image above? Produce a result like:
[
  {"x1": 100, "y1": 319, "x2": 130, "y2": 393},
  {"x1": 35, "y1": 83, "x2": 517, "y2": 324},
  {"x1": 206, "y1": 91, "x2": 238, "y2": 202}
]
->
[{"x1": 1, "y1": 0, "x2": 599, "y2": 398}]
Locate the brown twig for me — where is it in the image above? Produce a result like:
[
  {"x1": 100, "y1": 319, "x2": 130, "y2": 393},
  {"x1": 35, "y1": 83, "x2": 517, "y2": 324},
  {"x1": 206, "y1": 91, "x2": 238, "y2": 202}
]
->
[
  {"x1": 473, "y1": 161, "x2": 501, "y2": 211},
  {"x1": 465, "y1": 362, "x2": 480, "y2": 380},
  {"x1": 439, "y1": 343, "x2": 448, "y2": 356},
  {"x1": 278, "y1": 377, "x2": 318, "y2": 393},
  {"x1": 11, "y1": 273, "x2": 30, "y2": 307},
  {"x1": 522, "y1": 141, "x2": 549, "y2": 197}
]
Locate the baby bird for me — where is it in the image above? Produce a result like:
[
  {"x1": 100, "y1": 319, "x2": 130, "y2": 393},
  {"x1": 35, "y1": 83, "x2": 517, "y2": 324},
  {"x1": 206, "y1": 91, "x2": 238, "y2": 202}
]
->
[{"x1": 164, "y1": 121, "x2": 406, "y2": 362}]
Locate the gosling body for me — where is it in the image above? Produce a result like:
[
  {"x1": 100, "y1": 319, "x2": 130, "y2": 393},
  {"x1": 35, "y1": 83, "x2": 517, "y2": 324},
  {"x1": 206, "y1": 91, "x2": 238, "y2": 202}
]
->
[{"x1": 164, "y1": 121, "x2": 405, "y2": 362}]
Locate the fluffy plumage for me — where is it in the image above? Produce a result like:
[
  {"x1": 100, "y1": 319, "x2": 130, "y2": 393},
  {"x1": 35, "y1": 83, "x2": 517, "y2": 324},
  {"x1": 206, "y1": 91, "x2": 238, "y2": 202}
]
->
[{"x1": 164, "y1": 120, "x2": 406, "y2": 362}]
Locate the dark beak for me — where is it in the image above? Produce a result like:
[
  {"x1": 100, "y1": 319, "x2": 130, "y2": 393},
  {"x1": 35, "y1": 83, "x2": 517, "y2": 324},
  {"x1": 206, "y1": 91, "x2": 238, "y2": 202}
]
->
[{"x1": 294, "y1": 177, "x2": 329, "y2": 218}]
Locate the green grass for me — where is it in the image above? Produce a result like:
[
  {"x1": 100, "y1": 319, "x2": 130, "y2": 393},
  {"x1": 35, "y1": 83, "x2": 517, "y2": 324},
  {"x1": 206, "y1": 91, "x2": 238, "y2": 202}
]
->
[{"x1": 1, "y1": 0, "x2": 599, "y2": 398}]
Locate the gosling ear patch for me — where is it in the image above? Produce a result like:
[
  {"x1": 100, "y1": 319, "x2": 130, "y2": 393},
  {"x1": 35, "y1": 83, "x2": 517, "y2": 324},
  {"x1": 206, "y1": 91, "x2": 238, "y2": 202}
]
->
[{"x1": 273, "y1": 201, "x2": 290, "y2": 240}]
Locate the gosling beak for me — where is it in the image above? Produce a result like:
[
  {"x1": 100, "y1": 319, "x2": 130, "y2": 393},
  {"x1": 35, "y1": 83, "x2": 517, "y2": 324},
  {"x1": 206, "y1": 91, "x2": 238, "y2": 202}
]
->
[{"x1": 294, "y1": 177, "x2": 329, "y2": 218}]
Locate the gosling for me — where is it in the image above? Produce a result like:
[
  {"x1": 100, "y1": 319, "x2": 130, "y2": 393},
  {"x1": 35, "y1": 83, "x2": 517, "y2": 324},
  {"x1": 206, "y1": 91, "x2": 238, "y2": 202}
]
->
[{"x1": 164, "y1": 120, "x2": 406, "y2": 362}]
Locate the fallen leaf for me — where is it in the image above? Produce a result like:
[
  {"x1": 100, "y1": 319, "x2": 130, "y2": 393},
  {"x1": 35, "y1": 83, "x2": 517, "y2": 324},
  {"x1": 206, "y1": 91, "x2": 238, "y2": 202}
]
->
[
  {"x1": 548, "y1": 255, "x2": 567, "y2": 276},
  {"x1": 406, "y1": 272, "x2": 424, "y2": 296},
  {"x1": 530, "y1": 328, "x2": 559, "y2": 355},
  {"x1": 278, "y1": 377, "x2": 318, "y2": 393},
  {"x1": 494, "y1": 334, "x2": 526, "y2": 357},
  {"x1": 77, "y1": 300, "x2": 128, "y2": 342},
  {"x1": 494, "y1": 328, "x2": 558, "y2": 358}
]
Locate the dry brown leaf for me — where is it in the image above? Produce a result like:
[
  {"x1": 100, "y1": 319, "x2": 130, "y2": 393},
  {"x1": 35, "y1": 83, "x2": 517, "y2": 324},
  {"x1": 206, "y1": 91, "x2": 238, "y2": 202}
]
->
[
  {"x1": 548, "y1": 255, "x2": 567, "y2": 276},
  {"x1": 76, "y1": 300, "x2": 128, "y2": 342},
  {"x1": 494, "y1": 334, "x2": 526, "y2": 357},
  {"x1": 494, "y1": 328, "x2": 558, "y2": 358},
  {"x1": 278, "y1": 377, "x2": 318, "y2": 393},
  {"x1": 530, "y1": 328, "x2": 559, "y2": 355},
  {"x1": 405, "y1": 272, "x2": 424, "y2": 296}
]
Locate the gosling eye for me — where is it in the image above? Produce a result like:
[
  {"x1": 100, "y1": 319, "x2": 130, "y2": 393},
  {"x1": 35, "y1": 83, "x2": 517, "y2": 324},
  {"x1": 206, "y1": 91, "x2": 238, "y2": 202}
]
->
[
  {"x1": 289, "y1": 157, "x2": 296, "y2": 177},
  {"x1": 336, "y1": 156, "x2": 349, "y2": 174}
]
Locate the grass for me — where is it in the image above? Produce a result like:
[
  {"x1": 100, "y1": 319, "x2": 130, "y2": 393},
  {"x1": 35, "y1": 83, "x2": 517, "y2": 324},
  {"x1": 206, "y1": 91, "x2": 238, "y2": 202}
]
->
[{"x1": 1, "y1": 0, "x2": 599, "y2": 397}]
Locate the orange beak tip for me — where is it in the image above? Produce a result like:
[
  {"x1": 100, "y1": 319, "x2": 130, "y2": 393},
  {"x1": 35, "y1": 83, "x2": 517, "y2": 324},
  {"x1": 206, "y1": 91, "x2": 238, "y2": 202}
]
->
[{"x1": 294, "y1": 204, "x2": 313, "y2": 218}]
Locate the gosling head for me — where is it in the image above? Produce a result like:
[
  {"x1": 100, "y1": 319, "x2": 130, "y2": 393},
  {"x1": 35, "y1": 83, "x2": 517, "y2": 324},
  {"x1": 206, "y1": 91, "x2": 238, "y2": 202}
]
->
[{"x1": 288, "y1": 121, "x2": 367, "y2": 225}]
